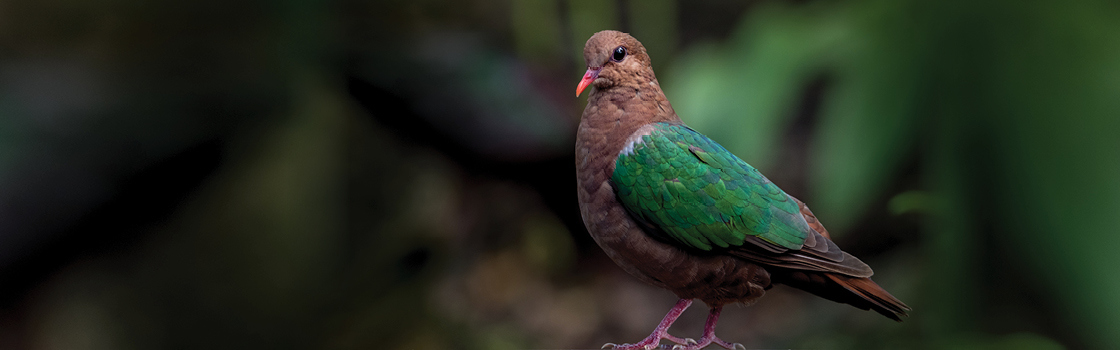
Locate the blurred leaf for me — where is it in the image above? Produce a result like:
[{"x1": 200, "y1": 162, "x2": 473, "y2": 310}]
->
[
  {"x1": 888, "y1": 190, "x2": 932, "y2": 215},
  {"x1": 808, "y1": 0, "x2": 924, "y2": 230}
]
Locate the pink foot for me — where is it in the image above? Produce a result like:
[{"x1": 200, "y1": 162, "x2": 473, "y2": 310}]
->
[
  {"x1": 601, "y1": 299, "x2": 697, "y2": 350},
  {"x1": 670, "y1": 307, "x2": 744, "y2": 350}
]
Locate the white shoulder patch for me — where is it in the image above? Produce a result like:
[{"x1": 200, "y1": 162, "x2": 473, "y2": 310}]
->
[{"x1": 620, "y1": 124, "x2": 658, "y2": 156}]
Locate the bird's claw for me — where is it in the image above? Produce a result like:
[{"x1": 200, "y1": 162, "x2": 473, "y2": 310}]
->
[
  {"x1": 731, "y1": 343, "x2": 745, "y2": 350},
  {"x1": 600, "y1": 343, "x2": 659, "y2": 350},
  {"x1": 685, "y1": 338, "x2": 698, "y2": 345},
  {"x1": 671, "y1": 345, "x2": 685, "y2": 350}
]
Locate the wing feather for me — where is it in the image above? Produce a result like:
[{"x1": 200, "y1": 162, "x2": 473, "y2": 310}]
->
[{"x1": 612, "y1": 123, "x2": 872, "y2": 277}]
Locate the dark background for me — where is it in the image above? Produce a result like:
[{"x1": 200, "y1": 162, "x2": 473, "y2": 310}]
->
[{"x1": 2, "y1": 0, "x2": 1118, "y2": 349}]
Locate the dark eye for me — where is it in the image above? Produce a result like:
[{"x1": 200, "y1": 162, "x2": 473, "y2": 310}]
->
[{"x1": 611, "y1": 46, "x2": 627, "y2": 62}]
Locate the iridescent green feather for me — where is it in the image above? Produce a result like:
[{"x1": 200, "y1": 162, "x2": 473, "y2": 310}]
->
[{"x1": 612, "y1": 123, "x2": 809, "y2": 251}]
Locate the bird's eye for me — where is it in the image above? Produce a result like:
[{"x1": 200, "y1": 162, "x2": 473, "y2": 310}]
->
[{"x1": 611, "y1": 46, "x2": 627, "y2": 62}]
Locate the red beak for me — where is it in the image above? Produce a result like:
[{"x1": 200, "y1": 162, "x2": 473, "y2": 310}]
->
[{"x1": 575, "y1": 67, "x2": 601, "y2": 97}]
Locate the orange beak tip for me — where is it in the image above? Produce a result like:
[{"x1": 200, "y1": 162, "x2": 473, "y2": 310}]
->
[{"x1": 575, "y1": 68, "x2": 600, "y2": 98}]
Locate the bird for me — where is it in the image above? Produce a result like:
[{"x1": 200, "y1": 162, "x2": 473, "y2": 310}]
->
[{"x1": 574, "y1": 30, "x2": 910, "y2": 350}]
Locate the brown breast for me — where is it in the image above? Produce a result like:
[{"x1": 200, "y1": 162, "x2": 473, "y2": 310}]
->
[{"x1": 574, "y1": 87, "x2": 772, "y2": 307}]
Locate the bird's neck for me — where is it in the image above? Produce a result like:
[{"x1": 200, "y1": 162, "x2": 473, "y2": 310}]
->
[
  {"x1": 588, "y1": 76, "x2": 680, "y2": 125},
  {"x1": 577, "y1": 76, "x2": 681, "y2": 175}
]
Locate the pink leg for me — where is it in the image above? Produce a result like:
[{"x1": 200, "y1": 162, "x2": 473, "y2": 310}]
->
[
  {"x1": 602, "y1": 299, "x2": 697, "y2": 350},
  {"x1": 679, "y1": 307, "x2": 744, "y2": 350}
]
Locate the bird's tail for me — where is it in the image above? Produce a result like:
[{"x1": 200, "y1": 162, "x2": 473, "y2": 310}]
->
[
  {"x1": 824, "y1": 274, "x2": 910, "y2": 321},
  {"x1": 778, "y1": 271, "x2": 910, "y2": 321}
]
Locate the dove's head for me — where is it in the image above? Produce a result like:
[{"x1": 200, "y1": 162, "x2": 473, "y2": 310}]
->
[{"x1": 576, "y1": 30, "x2": 655, "y2": 97}]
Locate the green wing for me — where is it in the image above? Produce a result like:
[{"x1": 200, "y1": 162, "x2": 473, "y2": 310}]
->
[{"x1": 612, "y1": 123, "x2": 809, "y2": 251}]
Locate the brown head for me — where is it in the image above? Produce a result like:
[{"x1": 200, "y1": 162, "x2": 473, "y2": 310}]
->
[{"x1": 575, "y1": 30, "x2": 658, "y2": 97}]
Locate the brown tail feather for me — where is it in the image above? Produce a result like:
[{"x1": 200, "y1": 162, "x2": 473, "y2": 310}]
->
[
  {"x1": 776, "y1": 271, "x2": 910, "y2": 321},
  {"x1": 824, "y1": 274, "x2": 910, "y2": 321}
]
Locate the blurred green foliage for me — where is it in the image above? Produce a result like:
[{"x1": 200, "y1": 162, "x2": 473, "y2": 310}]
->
[
  {"x1": 3, "y1": 0, "x2": 1120, "y2": 349},
  {"x1": 669, "y1": 1, "x2": 1120, "y2": 349}
]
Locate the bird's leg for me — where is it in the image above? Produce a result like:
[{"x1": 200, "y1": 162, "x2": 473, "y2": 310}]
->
[
  {"x1": 677, "y1": 306, "x2": 744, "y2": 350},
  {"x1": 602, "y1": 299, "x2": 697, "y2": 350}
]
